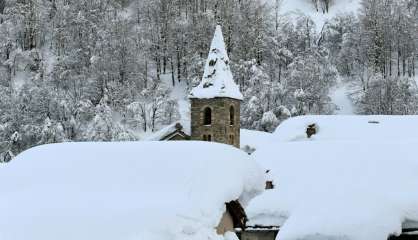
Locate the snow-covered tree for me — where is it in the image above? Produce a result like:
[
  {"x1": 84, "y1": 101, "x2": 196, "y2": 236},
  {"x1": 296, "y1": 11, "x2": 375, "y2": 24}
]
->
[
  {"x1": 39, "y1": 117, "x2": 66, "y2": 144},
  {"x1": 2, "y1": 0, "x2": 418, "y2": 158},
  {"x1": 260, "y1": 111, "x2": 279, "y2": 132}
]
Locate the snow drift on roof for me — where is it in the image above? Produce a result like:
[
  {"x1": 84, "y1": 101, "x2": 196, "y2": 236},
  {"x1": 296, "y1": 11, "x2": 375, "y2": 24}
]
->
[
  {"x1": 189, "y1": 25, "x2": 243, "y2": 100},
  {"x1": 146, "y1": 120, "x2": 191, "y2": 141},
  {"x1": 0, "y1": 141, "x2": 265, "y2": 240},
  {"x1": 273, "y1": 115, "x2": 418, "y2": 142},
  {"x1": 240, "y1": 129, "x2": 273, "y2": 154},
  {"x1": 247, "y1": 140, "x2": 418, "y2": 240}
]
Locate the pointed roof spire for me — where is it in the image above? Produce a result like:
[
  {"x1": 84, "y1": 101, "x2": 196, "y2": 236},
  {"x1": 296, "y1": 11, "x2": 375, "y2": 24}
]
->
[{"x1": 189, "y1": 25, "x2": 243, "y2": 100}]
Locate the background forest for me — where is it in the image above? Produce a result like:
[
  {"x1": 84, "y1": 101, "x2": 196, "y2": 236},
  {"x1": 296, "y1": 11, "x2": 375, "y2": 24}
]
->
[{"x1": 1, "y1": 0, "x2": 418, "y2": 161}]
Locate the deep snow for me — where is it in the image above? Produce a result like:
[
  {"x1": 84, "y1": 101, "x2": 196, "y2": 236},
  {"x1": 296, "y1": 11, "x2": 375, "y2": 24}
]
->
[
  {"x1": 240, "y1": 129, "x2": 273, "y2": 154},
  {"x1": 329, "y1": 79, "x2": 355, "y2": 115},
  {"x1": 0, "y1": 141, "x2": 265, "y2": 240},
  {"x1": 247, "y1": 115, "x2": 418, "y2": 240},
  {"x1": 248, "y1": 140, "x2": 418, "y2": 240},
  {"x1": 272, "y1": 115, "x2": 418, "y2": 142}
]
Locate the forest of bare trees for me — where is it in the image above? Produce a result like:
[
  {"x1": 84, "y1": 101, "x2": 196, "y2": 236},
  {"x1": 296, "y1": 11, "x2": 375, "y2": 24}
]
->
[{"x1": 1, "y1": 0, "x2": 418, "y2": 160}]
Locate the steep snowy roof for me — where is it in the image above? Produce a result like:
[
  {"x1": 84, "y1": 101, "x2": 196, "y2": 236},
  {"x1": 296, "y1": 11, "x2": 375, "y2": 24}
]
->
[
  {"x1": 0, "y1": 141, "x2": 265, "y2": 240},
  {"x1": 146, "y1": 120, "x2": 191, "y2": 141},
  {"x1": 189, "y1": 25, "x2": 243, "y2": 100},
  {"x1": 146, "y1": 123, "x2": 271, "y2": 154},
  {"x1": 273, "y1": 115, "x2": 418, "y2": 142}
]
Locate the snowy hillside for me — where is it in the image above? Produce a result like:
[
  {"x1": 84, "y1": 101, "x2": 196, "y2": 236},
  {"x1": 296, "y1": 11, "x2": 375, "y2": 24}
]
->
[
  {"x1": 280, "y1": 0, "x2": 362, "y2": 31},
  {"x1": 329, "y1": 78, "x2": 355, "y2": 115}
]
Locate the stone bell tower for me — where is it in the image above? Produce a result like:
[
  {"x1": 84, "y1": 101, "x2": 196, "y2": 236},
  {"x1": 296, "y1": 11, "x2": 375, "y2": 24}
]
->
[{"x1": 188, "y1": 25, "x2": 243, "y2": 148}]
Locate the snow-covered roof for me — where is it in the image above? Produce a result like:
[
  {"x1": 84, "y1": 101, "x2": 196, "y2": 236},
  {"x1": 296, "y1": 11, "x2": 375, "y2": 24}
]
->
[
  {"x1": 189, "y1": 25, "x2": 243, "y2": 100},
  {"x1": 147, "y1": 124, "x2": 271, "y2": 155},
  {"x1": 246, "y1": 115, "x2": 418, "y2": 240},
  {"x1": 240, "y1": 129, "x2": 273, "y2": 154},
  {"x1": 146, "y1": 121, "x2": 191, "y2": 141},
  {"x1": 0, "y1": 141, "x2": 265, "y2": 240},
  {"x1": 273, "y1": 115, "x2": 418, "y2": 142}
]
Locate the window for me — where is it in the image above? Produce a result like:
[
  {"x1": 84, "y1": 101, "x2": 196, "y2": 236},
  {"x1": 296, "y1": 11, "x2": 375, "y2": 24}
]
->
[
  {"x1": 203, "y1": 134, "x2": 212, "y2": 142},
  {"x1": 203, "y1": 107, "x2": 212, "y2": 125},
  {"x1": 229, "y1": 106, "x2": 234, "y2": 126},
  {"x1": 229, "y1": 135, "x2": 234, "y2": 144}
]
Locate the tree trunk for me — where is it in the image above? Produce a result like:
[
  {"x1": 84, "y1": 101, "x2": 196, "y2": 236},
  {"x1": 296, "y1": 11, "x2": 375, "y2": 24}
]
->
[
  {"x1": 0, "y1": 0, "x2": 4, "y2": 24},
  {"x1": 0, "y1": 0, "x2": 4, "y2": 14},
  {"x1": 145, "y1": 60, "x2": 148, "y2": 88},
  {"x1": 177, "y1": 46, "x2": 181, "y2": 82},
  {"x1": 141, "y1": 106, "x2": 147, "y2": 132},
  {"x1": 170, "y1": 57, "x2": 175, "y2": 86},
  {"x1": 156, "y1": 57, "x2": 161, "y2": 81},
  {"x1": 151, "y1": 107, "x2": 157, "y2": 132},
  {"x1": 397, "y1": 48, "x2": 401, "y2": 77}
]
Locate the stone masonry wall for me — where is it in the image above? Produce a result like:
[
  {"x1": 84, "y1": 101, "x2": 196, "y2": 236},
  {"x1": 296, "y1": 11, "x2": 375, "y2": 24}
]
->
[{"x1": 190, "y1": 98, "x2": 240, "y2": 148}]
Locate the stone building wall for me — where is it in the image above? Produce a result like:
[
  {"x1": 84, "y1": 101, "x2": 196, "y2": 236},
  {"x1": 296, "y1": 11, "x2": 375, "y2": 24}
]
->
[
  {"x1": 190, "y1": 98, "x2": 240, "y2": 148},
  {"x1": 237, "y1": 229, "x2": 279, "y2": 240},
  {"x1": 216, "y1": 211, "x2": 235, "y2": 235}
]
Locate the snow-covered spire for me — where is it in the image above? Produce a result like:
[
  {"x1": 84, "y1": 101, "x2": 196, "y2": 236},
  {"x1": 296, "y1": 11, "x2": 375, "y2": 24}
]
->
[{"x1": 189, "y1": 25, "x2": 243, "y2": 100}]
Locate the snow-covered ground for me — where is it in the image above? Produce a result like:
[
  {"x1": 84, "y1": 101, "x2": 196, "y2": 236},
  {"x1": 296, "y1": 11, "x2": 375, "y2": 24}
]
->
[
  {"x1": 161, "y1": 73, "x2": 190, "y2": 124},
  {"x1": 329, "y1": 78, "x2": 355, "y2": 115},
  {"x1": 279, "y1": 0, "x2": 361, "y2": 32},
  {"x1": 0, "y1": 141, "x2": 265, "y2": 240},
  {"x1": 240, "y1": 129, "x2": 273, "y2": 153}
]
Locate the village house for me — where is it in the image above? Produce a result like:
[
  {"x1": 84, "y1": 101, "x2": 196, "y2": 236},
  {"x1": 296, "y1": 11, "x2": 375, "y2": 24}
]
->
[
  {"x1": 244, "y1": 115, "x2": 418, "y2": 240},
  {"x1": 0, "y1": 141, "x2": 265, "y2": 240}
]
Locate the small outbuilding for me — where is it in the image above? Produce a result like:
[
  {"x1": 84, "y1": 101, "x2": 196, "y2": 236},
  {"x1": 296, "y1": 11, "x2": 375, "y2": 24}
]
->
[{"x1": 146, "y1": 122, "x2": 191, "y2": 141}]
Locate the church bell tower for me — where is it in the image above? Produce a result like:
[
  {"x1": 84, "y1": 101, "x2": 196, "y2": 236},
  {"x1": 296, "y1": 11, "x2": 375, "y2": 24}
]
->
[{"x1": 188, "y1": 25, "x2": 243, "y2": 148}]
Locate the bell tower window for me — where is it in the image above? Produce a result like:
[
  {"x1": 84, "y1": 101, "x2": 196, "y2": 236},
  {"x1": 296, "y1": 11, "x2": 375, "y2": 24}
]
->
[
  {"x1": 203, "y1": 107, "x2": 212, "y2": 125},
  {"x1": 229, "y1": 106, "x2": 235, "y2": 126},
  {"x1": 229, "y1": 134, "x2": 234, "y2": 144},
  {"x1": 203, "y1": 134, "x2": 212, "y2": 141}
]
